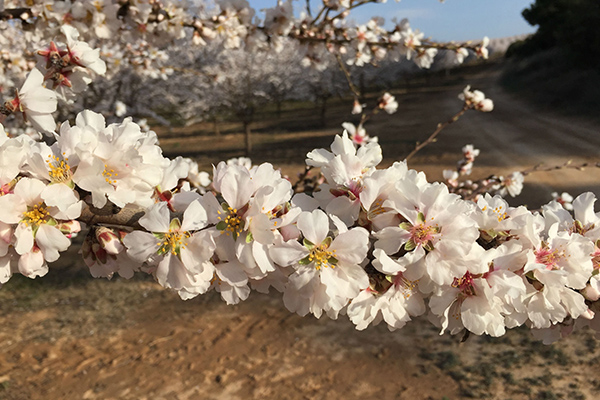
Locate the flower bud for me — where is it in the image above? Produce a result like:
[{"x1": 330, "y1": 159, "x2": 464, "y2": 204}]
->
[
  {"x1": 95, "y1": 227, "x2": 125, "y2": 255},
  {"x1": 581, "y1": 308, "x2": 595, "y2": 320},
  {"x1": 351, "y1": 99, "x2": 363, "y2": 115},
  {"x1": 582, "y1": 283, "x2": 600, "y2": 301},
  {"x1": 56, "y1": 220, "x2": 81, "y2": 238}
]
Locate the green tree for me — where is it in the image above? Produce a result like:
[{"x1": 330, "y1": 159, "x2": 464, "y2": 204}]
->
[{"x1": 509, "y1": 0, "x2": 600, "y2": 66}]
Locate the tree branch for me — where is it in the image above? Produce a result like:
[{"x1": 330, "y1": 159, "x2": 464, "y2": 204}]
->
[{"x1": 404, "y1": 105, "x2": 470, "y2": 163}]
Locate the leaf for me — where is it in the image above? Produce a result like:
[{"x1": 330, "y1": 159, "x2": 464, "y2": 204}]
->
[
  {"x1": 169, "y1": 218, "x2": 181, "y2": 231},
  {"x1": 299, "y1": 255, "x2": 312, "y2": 265},
  {"x1": 399, "y1": 222, "x2": 412, "y2": 231},
  {"x1": 404, "y1": 240, "x2": 416, "y2": 252},
  {"x1": 216, "y1": 221, "x2": 227, "y2": 231},
  {"x1": 303, "y1": 238, "x2": 315, "y2": 250}
]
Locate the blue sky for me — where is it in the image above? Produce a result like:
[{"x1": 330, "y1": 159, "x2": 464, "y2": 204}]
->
[{"x1": 249, "y1": 0, "x2": 536, "y2": 41}]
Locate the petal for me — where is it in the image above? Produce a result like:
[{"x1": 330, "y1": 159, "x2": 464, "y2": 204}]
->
[
  {"x1": 297, "y1": 210, "x2": 329, "y2": 245},
  {"x1": 36, "y1": 224, "x2": 71, "y2": 262},
  {"x1": 181, "y1": 200, "x2": 208, "y2": 231},
  {"x1": 139, "y1": 202, "x2": 170, "y2": 233},
  {"x1": 123, "y1": 231, "x2": 160, "y2": 262}
]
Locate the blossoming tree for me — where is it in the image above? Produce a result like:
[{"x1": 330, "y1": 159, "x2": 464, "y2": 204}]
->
[{"x1": 1, "y1": 0, "x2": 599, "y2": 346}]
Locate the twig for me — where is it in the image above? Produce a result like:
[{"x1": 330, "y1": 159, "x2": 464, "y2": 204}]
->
[
  {"x1": 335, "y1": 53, "x2": 361, "y2": 99},
  {"x1": 404, "y1": 105, "x2": 469, "y2": 163},
  {"x1": 520, "y1": 160, "x2": 600, "y2": 176},
  {"x1": 292, "y1": 166, "x2": 314, "y2": 193}
]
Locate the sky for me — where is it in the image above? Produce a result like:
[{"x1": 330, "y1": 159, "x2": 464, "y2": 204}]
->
[{"x1": 249, "y1": 0, "x2": 537, "y2": 42}]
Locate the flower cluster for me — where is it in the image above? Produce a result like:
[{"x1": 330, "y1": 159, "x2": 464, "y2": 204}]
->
[
  {"x1": 2, "y1": 92, "x2": 600, "y2": 343},
  {"x1": 0, "y1": 3, "x2": 597, "y2": 346}
]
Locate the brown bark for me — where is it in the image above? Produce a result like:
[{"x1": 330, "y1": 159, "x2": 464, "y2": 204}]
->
[{"x1": 244, "y1": 121, "x2": 252, "y2": 156}]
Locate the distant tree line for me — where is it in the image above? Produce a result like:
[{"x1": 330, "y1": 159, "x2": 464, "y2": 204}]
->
[{"x1": 507, "y1": 0, "x2": 600, "y2": 67}]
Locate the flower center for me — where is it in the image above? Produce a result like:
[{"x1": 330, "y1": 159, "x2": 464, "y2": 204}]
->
[
  {"x1": 482, "y1": 205, "x2": 509, "y2": 222},
  {"x1": 157, "y1": 229, "x2": 190, "y2": 256},
  {"x1": 22, "y1": 202, "x2": 50, "y2": 226},
  {"x1": 409, "y1": 222, "x2": 440, "y2": 250},
  {"x1": 452, "y1": 272, "x2": 476, "y2": 297},
  {"x1": 0, "y1": 180, "x2": 15, "y2": 196},
  {"x1": 368, "y1": 197, "x2": 389, "y2": 218},
  {"x1": 308, "y1": 243, "x2": 337, "y2": 270},
  {"x1": 216, "y1": 205, "x2": 245, "y2": 239},
  {"x1": 46, "y1": 154, "x2": 72, "y2": 184},
  {"x1": 102, "y1": 164, "x2": 118, "y2": 185},
  {"x1": 535, "y1": 246, "x2": 564, "y2": 270},
  {"x1": 392, "y1": 273, "x2": 419, "y2": 299}
]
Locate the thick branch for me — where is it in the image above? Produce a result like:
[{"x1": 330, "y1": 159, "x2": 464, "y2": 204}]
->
[{"x1": 79, "y1": 203, "x2": 145, "y2": 231}]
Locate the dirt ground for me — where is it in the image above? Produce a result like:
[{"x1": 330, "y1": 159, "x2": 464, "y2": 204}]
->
[{"x1": 2, "y1": 61, "x2": 600, "y2": 400}]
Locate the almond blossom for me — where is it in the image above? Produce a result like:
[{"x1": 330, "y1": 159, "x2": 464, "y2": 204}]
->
[
  {"x1": 0, "y1": 178, "x2": 80, "y2": 278},
  {"x1": 123, "y1": 201, "x2": 215, "y2": 300},
  {"x1": 270, "y1": 210, "x2": 369, "y2": 319}
]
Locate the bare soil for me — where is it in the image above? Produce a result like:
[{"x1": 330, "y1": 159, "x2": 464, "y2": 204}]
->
[{"x1": 2, "y1": 61, "x2": 600, "y2": 400}]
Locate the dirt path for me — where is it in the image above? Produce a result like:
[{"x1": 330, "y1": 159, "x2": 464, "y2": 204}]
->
[{"x1": 2, "y1": 63, "x2": 600, "y2": 400}]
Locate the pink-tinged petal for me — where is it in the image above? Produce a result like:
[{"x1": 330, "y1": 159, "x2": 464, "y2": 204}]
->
[
  {"x1": 171, "y1": 191, "x2": 202, "y2": 213},
  {"x1": 75, "y1": 110, "x2": 106, "y2": 133},
  {"x1": 374, "y1": 226, "x2": 410, "y2": 255},
  {"x1": 289, "y1": 267, "x2": 319, "y2": 293},
  {"x1": 560, "y1": 289, "x2": 588, "y2": 319},
  {"x1": 283, "y1": 287, "x2": 311, "y2": 316},
  {"x1": 249, "y1": 213, "x2": 275, "y2": 245},
  {"x1": 18, "y1": 248, "x2": 47, "y2": 278},
  {"x1": 297, "y1": 210, "x2": 329, "y2": 245},
  {"x1": 123, "y1": 231, "x2": 161, "y2": 262},
  {"x1": 0, "y1": 194, "x2": 26, "y2": 224},
  {"x1": 42, "y1": 183, "x2": 79, "y2": 211},
  {"x1": 291, "y1": 193, "x2": 319, "y2": 212},
  {"x1": 19, "y1": 68, "x2": 44, "y2": 94},
  {"x1": 26, "y1": 113, "x2": 56, "y2": 134},
  {"x1": 220, "y1": 168, "x2": 253, "y2": 210},
  {"x1": 179, "y1": 245, "x2": 202, "y2": 275},
  {"x1": 182, "y1": 231, "x2": 215, "y2": 271},
  {"x1": 14, "y1": 178, "x2": 46, "y2": 204},
  {"x1": 139, "y1": 202, "x2": 170, "y2": 233},
  {"x1": 372, "y1": 248, "x2": 405, "y2": 274},
  {"x1": 22, "y1": 89, "x2": 57, "y2": 113},
  {"x1": 0, "y1": 224, "x2": 10, "y2": 257},
  {"x1": 155, "y1": 254, "x2": 187, "y2": 289},
  {"x1": 14, "y1": 223, "x2": 34, "y2": 255},
  {"x1": 216, "y1": 261, "x2": 248, "y2": 286},
  {"x1": 573, "y1": 192, "x2": 597, "y2": 224},
  {"x1": 36, "y1": 224, "x2": 71, "y2": 262},
  {"x1": 330, "y1": 228, "x2": 369, "y2": 264},
  {"x1": 269, "y1": 240, "x2": 307, "y2": 267},
  {"x1": 181, "y1": 200, "x2": 209, "y2": 231},
  {"x1": 219, "y1": 283, "x2": 250, "y2": 305},
  {"x1": 320, "y1": 266, "x2": 352, "y2": 298},
  {"x1": 200, "y1": 192, "x2": 222, "y2": 225},
  {"x1": 325, "y1": 196, "x2": 360, "y2": 226},
  {"x1": 252, "y1": 241, "x2": 276, "y2": 274},
  {"x1": 0, "y1": 255, "x2": 11, "y2": 283}
]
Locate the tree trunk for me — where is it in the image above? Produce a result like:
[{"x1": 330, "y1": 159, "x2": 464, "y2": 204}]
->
[
  {"x1": 359, "y1": 71, "x2": 366, "y2": 103},
  {"x1": 213, "y1": 117, "x2": 220, "y2": 136},
  {"x1": 244, "y1": 121, "x2": 252, "y2": 156},
  {"x1": 320, "y1": 97, "x2": 327, "y2": 128}
]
